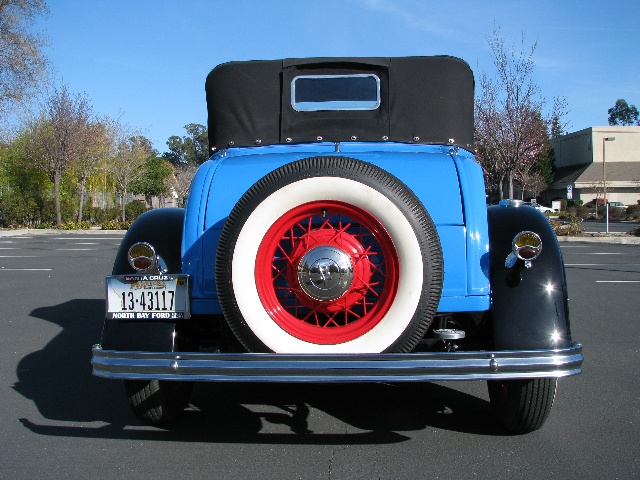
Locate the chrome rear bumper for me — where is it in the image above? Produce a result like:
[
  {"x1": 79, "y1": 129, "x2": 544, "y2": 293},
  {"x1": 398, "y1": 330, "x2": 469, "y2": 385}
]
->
[{"x1": 92, "y1": 342, "x2": 583, "y2": 382}]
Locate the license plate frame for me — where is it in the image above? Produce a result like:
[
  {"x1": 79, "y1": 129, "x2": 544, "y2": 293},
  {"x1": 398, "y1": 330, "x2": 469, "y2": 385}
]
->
[{"x1": 106, "y1": 274, "x2": 190, "y2": 320}]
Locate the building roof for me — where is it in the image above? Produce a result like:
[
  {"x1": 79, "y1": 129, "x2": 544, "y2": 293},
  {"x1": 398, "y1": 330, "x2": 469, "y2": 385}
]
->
[
  {"x1": 553, "y1": 163, "x2": 591, "y2": 185},
  {"x1": 553, "y1": 161, "x2": 640, "y2": 188}
]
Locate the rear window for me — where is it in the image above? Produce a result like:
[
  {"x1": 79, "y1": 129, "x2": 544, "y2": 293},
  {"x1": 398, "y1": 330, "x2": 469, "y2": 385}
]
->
[{"x1": 291, "y1": 74, "x2": 381, "y2": 111}]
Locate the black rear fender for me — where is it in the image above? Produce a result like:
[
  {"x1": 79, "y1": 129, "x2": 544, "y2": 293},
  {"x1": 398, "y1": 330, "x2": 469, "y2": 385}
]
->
[
  {"x1": 101, "y1": 208, "x2": 185, "y2": 352},
  {"x1": 487, "y1": 205, "x2": 572, "y2": 350}
]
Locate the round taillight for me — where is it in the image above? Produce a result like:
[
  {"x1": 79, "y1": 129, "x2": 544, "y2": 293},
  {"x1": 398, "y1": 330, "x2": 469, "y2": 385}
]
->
[
  {"x1": 128, "y1": 242, "x2": 157, "y2": 272},
  {"x1": 512, "y1": 231, "x2": 542, "y2": 261}
]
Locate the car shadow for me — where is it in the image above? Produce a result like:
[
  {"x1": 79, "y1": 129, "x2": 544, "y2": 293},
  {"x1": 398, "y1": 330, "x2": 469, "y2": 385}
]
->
[{"x1": 15, "y1": 299, "x2": 507, "y2": 443}]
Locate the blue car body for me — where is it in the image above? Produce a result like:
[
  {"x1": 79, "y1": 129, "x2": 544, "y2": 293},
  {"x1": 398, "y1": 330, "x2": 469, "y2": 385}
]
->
[{"x1": 183, "y1": 142, "x2": 490, "y2": 316}]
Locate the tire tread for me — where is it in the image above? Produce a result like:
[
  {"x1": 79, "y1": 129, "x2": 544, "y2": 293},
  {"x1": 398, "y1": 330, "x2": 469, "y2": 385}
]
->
[
  {"x1": 488, "y1": 378, "x2": 557, "y2": 434},
  {"x1": 124, "y1": 379, "x2": 193, "y2": 425}
]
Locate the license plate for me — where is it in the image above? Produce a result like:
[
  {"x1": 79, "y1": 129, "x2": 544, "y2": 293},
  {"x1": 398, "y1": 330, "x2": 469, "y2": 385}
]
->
[{"x1": 106, "y1": 274, "x2": 190, "y2": 320}]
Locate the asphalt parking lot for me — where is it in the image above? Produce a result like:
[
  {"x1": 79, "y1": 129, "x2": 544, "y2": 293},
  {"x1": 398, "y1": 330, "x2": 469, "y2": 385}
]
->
[{"x1": 0, "y1": 231, "x2": 638, "y2": 479}]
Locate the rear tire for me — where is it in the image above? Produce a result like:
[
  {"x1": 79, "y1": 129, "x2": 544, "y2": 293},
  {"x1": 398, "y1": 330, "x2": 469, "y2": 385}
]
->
[
  {"x1": 124, "y1": 379, "x2": 194, "y2": 425},
  {"x1": 488, "y1": 378, "x2": 557, "y2": 434},
  {"x1": 216, "y1": 156, "x2": 443, "y2": 353},
  {"x1": 110, "y1": 209, "x2": 193, "y2": 425}
]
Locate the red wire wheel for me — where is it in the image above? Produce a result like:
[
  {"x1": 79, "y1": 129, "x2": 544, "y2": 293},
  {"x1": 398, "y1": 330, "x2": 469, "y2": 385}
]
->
[
  {"x1": 255, "y1": 200, "x2": 399, "y2": 344},
  {"x1": 216, "y1": 156, "x2": 443, "y2": 353}
]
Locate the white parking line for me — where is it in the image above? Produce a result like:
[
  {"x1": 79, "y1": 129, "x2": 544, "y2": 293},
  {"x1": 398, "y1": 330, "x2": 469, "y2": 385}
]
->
[
  {"x1": 0, "y1": 268, "x2": 52, "y2": 271},
  {"x1": 52, "y1": 237, "x2": 122, "y2": 240},
  {"x1": 584, "y1": 253, "x2": 624, "y2": 255},
  {"x1": 596, "y1": 281, "x2": 640, "y2": 283},
  {"x1": 565, "y1": 263, "x2": 640, "y2": 266}
]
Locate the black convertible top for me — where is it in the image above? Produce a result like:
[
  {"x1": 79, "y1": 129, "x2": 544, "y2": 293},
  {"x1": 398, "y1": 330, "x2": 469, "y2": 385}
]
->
[{"x1": 205, "y1": 56, "x2": 474, "y2": 152}]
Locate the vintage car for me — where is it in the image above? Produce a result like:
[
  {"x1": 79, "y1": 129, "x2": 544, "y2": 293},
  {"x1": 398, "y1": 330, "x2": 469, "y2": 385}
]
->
[{"x1": 93, "y1": 56, "x2": 583, "y2": 433}]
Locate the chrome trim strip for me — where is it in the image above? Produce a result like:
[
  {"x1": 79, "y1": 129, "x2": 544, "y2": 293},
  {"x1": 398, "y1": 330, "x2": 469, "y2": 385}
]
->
[{"x1": 92, "y1": 343, "x2": 583, "y2": 382}]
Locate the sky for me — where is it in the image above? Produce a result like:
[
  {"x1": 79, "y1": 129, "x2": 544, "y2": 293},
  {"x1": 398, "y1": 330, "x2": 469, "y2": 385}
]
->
[{"x1": 30, "y1": 0, "x2": 640, "y2": 153}]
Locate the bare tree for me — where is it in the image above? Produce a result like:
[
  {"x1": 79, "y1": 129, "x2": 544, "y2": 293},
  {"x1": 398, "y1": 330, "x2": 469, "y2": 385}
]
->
[
  {"x1": 165, "y1": 164, "x2": 197, "y2": 207},
  {"x1": 74, "y1": 118, "x2": 110, "y2": 222},
  {"x1": 519, "y1": 168, "x2": 549, "y2": 199},
  {"x1": 106, "y1": 127, "x2": 151, "y2": 221},
  {"x1": 475, "y1": 27, "x2": 567, "y2": 199},
  {"x1": 0, "y1": 0, "x2": 49, "y2": 125},
  {"x1": 23, "y1": 84, "x2": 94, "y2": 225}
]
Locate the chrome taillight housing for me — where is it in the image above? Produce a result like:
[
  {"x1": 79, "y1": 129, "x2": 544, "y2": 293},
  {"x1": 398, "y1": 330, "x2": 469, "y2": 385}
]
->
[
  {"x1": 505, "y1": 231, "x2": 542, "y2": 268},
  {"x1": 128, "y1": 242, "x2": 158, "y2": 273}
]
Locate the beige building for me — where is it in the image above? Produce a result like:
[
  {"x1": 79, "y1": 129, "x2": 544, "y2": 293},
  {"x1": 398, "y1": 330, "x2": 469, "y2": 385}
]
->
[{"x1": 542, "y1": 126, "x2": 640, "y2": 206}]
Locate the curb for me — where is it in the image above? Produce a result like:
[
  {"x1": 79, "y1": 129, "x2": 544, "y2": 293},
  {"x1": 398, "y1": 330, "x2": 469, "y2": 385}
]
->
[
  {"x1": 556, "y1": 235, "x2": 640, "y2": 244},
  {"x1": 0, "y1": 229, "x2": 127, "y2": 237}
]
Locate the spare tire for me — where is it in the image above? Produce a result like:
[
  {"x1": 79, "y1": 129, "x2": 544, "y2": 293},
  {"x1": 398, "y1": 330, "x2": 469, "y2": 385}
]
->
[{"x1": 215, "y1": 156, "x2": 443, "y2": 353}]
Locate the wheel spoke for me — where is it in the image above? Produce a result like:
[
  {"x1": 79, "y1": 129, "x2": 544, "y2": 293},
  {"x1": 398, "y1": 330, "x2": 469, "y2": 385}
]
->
[{"x1": 255, "y1": 200, "x2": 400, "y2": 344}]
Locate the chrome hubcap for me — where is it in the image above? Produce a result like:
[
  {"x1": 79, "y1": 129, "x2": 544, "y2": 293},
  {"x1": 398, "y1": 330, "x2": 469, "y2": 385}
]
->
[{"x1": 297, "y1": 246, "x2": 354, "y2": 301}]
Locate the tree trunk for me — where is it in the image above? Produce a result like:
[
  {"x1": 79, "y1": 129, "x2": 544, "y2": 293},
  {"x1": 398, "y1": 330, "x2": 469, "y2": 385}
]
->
[
  {"x1": 507, "y1": 171, "x2": 514, "y2": 199},
  {"x1": 121, "y1": 187, "x2": 127, "y2": 221},
  {"x1": 77, "y1": 177, "x2": 86, "y2": 223},
  {"x1": 54, "y1": 170, "x2": 62, "y2": 226}
]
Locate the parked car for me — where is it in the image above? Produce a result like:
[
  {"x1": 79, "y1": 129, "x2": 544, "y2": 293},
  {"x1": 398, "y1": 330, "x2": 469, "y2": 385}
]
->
[
  {"x1": 93, "y1": 56, "x2": 582, "y2": 434},
  {"x1": 524, "y1": 201, "x2": 556, "y2": 213},
  {"x1": 608, "y1": 201, "x2": 626, "y2": 208}
]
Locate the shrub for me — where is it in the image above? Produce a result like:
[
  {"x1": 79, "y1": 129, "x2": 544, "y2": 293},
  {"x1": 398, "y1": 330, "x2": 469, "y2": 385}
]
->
[
  {"x1": 56, "y1": 221, "x2": 92, "y2": 230},
  {"x1": 606, "y1": 206, "x2": 627, "y2": 221},
  {"x1": 550, "y1": 219, "x2": 584, "y2": 236},
  {"x1": 83, "y1": 206, "x2": 121, "y2": 224},
  {"x1": 0, "y1": 193, "x2": 55, "y2": 227},
  {"x1": 125, "y1": 200, "x2": 147, "y2": 221},
  {"x1": 560, "y1": 205, "x2": 590, "y2": 221},
  {"x1": 33, "y1": 222, "x2": 54, "y2": 229},
  {"x1": 626, "y1": 205, "x2": 640, "y2": 220},
  {"x1": 101, "y1": 220, "x2": 131, "y2": 230},
  {"x1": 628, "y1": 225, "x2": 640, "y2": 237}
]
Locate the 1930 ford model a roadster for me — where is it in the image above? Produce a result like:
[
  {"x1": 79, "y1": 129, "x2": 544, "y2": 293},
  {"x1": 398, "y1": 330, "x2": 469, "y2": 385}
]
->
[{"x1": 92, "y1": 56, "x2": 583, "y2": 433}]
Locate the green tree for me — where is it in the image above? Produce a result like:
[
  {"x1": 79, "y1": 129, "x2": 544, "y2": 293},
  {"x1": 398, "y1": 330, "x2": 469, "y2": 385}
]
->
[
  {"x1": 129, "y1": 155, "x2": 174, "y2": 207},
  {"x1": 163, "y1": 123, "x2": 209, "y2": 167},
  {"x1": 0, "y1": 138, "x2": 52, "y2": 226},
  {"x1": 607, "y1": 99, "x2": 639, "y2": 126},
  {"x1": 520, "y1": 112, "x2": 561, "y2": 198},
  {"x1": 520, "y1": 134, "x2": 555, "y2": 199}
]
